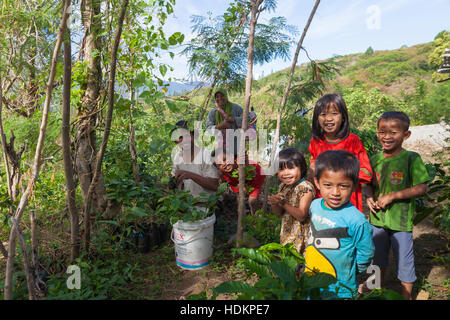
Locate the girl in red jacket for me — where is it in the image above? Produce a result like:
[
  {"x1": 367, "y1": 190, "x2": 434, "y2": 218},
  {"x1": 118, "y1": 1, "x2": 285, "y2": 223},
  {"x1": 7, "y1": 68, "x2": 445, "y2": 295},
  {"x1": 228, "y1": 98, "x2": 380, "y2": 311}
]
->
[{"x1": 308, "y1": 93, "x2": 372, "y2": 212}]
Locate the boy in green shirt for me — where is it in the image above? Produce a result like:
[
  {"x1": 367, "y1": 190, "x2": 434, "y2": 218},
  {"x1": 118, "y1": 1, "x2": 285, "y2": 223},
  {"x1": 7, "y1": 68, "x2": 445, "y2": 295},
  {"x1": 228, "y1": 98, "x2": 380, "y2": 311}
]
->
[{"x1": 363, "y1": 111, "x2": 430, "y2": 300}]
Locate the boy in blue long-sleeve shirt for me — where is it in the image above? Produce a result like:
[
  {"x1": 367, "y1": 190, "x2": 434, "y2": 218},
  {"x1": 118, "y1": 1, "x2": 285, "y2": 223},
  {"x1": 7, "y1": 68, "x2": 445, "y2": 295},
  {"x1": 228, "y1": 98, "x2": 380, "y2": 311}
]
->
[{"x1": 304, "y1": 150, "x2": 375, "y2": 299}]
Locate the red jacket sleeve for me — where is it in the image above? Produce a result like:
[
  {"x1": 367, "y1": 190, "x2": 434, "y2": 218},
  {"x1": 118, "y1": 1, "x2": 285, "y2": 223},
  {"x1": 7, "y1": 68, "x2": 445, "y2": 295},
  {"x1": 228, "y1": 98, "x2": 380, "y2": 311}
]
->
[
  {"x1": 248, "y1": 164, "x2": 265, "y2": 198},
  {"x1": 352, "y1": 135, "x2": 373, "y2": 184},
  {"x1": 308, "y1": 138, "x2": 316, "y2": 164}
]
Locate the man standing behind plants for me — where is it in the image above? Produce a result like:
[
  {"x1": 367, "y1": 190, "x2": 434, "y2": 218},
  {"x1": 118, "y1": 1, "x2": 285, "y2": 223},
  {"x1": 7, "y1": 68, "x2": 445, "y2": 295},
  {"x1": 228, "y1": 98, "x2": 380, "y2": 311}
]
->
[{"x1": 170, "y1": 120, "x2": 219, "y2": 209}]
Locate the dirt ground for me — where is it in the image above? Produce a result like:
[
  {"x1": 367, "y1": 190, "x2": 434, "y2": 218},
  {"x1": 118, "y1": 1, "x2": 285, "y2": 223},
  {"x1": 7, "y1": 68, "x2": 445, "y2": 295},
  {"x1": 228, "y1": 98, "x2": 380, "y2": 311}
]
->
[{"x1": 141, "y1": 210, "x2": 448, "y2": 300}]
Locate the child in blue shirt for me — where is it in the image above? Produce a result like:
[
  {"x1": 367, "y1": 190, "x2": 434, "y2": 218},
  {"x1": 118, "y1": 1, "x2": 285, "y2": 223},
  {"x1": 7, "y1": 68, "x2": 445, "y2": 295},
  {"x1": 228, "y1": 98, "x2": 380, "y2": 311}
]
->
[{"x1": 304, "y1": 150, "x2": 375, "y2": 299}]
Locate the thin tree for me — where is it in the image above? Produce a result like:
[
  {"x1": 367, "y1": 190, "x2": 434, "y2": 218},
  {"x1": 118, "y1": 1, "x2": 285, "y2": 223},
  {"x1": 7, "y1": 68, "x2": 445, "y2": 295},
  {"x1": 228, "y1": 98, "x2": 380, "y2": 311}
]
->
[
  {"x1": 269, "y1": 0, "x2": 320, "y2": 172},
  {"x1": 0, "y1": 68, "x2": 12, "y2": 200},
  {"x1": 83, "y1": 0, "x2": 129, "y2": 251},
  {"x1": 236, "y1": 0, "x2": 275, "y2": 245},
  {"x1": 76, "y1": 0, "x2": 108, "y2": 220},
  {"x1": 4, "y1": 0, "x2": 71, "y2": 300},
  {"x1": 62, "y1": 6, "x2": 80, "y2": 261},
  {"x1": 0, "y1": 66, "x2": 10, "y2": 260}
]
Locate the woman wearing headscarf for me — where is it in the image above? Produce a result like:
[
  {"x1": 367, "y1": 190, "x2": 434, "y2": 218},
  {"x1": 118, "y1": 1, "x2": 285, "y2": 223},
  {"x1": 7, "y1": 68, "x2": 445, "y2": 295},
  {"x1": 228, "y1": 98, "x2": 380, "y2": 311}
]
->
[
  {"x1": 206, "y1": 87, "x2": 249, "y2": 154},
  {"x1": 206, "y1": 87, "x2": 247, "y2": 131}
]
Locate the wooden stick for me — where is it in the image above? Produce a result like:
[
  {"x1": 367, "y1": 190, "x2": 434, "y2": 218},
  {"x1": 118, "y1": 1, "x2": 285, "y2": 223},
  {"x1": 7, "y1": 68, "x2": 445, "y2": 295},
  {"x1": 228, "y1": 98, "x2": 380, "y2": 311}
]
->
[
  {"x1": 10, "y1": 217, "x2": 36, "y2": 300},
  {"x1": 30, "y1": 210, "x2": 40, "y2": 289}
]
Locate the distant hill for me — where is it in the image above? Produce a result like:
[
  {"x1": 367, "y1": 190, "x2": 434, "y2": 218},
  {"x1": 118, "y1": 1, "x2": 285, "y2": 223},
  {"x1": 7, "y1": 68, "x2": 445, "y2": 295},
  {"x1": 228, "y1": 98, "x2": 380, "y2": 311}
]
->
[
  {"x1": 178, "y1": 40, "x2": 448, "y2": 126},
  {"x1": 251, "y1": 42, "x2": 435, "y2": 99},
  {"x1": 164, "y1": 81, "x2": 208, "y2": 96}
]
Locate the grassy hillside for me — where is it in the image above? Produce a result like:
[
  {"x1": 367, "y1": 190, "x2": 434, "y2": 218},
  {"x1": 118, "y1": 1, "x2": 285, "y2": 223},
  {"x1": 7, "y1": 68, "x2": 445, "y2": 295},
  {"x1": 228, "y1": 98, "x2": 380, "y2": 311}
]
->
[
  {"x1": 337, "y1": 43, "x2": 434, "y2": 94},
  {"x1": 179, "y1": 39, "x2": 449, "y2": 129}
]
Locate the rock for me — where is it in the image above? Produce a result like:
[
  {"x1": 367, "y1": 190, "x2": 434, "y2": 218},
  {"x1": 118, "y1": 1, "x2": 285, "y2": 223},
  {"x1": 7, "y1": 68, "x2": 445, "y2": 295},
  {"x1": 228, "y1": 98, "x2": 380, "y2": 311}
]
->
[{"x1": 416, "y1": 289, "x2": 430, "y2": 300}]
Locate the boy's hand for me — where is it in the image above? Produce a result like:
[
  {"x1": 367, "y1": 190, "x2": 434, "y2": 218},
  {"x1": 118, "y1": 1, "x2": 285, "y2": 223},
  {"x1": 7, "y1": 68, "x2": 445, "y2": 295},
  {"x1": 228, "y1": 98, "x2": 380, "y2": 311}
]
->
[
  {"x1": 376, "y1": 193, "x2": 395, "y2": 210},
  {"x1": 366, "y1": 197, "x2": 379, "y2": 214}
]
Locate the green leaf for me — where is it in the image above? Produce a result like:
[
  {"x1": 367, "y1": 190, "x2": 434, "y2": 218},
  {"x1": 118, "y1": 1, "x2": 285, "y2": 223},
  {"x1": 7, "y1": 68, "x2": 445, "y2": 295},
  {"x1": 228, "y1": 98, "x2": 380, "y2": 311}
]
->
[
  {"x1": 259, "y1": 242, "x2": 285, "y2": 252},
  {"x1": 269, "y1": 261, "x2": 297, "y2": 286},
  {"x1": 244, "y1": 260, "x2": 272, "y2": 278},
  {"x1": 129, "y1": 207, "x2": 148, "y2": 217},
  {"x1": 237, "y1": 248, "x2": 271, "y2": 265},
  {"x1": 159, "y1": 65, "x2": 167, "y2": 77},
  {"x1": 360, "y1": 288, "x2": 405, "y2": 300},
  {"x1": 302, "y1": 272, "x2": 337, "y2": 289},
  {"x1": 187, "y1": 292, "x2": 208, "y2": 300},
  {"x1": 213, "y1": 281, "x2": 257, "y2": 295},
  {"x1": 254, "y1": 277, "x2": 279, "y2": 290},
  {"x1": 164, "y1": 99, "x2": 179, "y2": 112}
]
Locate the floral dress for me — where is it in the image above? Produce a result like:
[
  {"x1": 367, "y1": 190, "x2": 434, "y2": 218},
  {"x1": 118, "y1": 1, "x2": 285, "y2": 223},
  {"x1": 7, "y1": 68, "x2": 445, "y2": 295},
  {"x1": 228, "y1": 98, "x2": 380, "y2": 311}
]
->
[{"x1": 279, "y1": 179, "x2": 315, "y2": 254}]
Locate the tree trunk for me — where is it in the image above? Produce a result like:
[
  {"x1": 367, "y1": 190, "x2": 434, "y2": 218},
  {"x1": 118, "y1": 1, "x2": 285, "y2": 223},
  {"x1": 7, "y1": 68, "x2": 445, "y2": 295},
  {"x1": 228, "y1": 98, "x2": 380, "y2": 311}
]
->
[
  {"x1": 3, "y1": 0, "x2": 71, "y2": 300},
  {"x1": 10, "y1": 217, "x2": 36, "y2": 300},
  {"x1": 0, "y1": 68, "x2": 12, "y2": 199},
  {"x1": 236, "y1": 0, "x2": 262, "y2": 246},
  {"x1": 76, "y1": 0, "x2": 108, "y2": 233},
  {"x1": 129, "y1": 87, "x2": 140, "y2": 184},
  {"x1": 62, "y1": 13, "x2": 80, "y2": 262},
  {"x1": 0, "y1": 66, "x2": 13, "y2": 205},
  {"x1": 83, "y1": 0, "x2": 129, "y2": 251},
  {"x1": 269, "y1": 0, "x2": 320, "y2": 167},
  {"x1": 0, "y1": 68, "x2": 23, "y2": 203}
]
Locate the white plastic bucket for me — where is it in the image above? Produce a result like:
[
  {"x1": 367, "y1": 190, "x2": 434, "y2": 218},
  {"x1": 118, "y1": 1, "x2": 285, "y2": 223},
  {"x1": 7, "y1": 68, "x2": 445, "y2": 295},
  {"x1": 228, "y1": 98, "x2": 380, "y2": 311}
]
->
[{"x1": 171, "y1": 213, "x2": 216, "y2": 270}]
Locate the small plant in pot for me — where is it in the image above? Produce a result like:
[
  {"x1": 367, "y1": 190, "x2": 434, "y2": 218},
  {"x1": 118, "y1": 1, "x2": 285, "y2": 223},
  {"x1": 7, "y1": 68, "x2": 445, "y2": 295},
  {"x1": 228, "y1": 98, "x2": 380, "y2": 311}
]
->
[{"x1": 156, "y1": 183, "x2": 228, "y2": 224}]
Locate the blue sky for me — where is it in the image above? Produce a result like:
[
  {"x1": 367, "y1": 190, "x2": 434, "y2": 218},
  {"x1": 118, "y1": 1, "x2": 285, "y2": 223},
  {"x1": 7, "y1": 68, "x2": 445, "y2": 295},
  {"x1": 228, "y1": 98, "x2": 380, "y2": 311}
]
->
[{"x1": 161, "y1": 0, "x2": 449, "y2": 81}]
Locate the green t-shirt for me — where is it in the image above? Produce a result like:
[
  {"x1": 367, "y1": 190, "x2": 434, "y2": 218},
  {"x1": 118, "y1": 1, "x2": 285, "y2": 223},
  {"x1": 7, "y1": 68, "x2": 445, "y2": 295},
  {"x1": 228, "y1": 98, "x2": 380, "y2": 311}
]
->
[{"x1": 369, "y1": 149, "x2": 430, "y2": 232}]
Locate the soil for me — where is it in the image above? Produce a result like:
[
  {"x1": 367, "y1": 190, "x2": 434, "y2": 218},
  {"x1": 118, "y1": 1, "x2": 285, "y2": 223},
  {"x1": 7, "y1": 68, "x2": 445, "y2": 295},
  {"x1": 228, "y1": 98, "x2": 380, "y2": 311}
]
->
[{"x1": 141, "y1": 209, "x2": 448, "y2": 300}]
